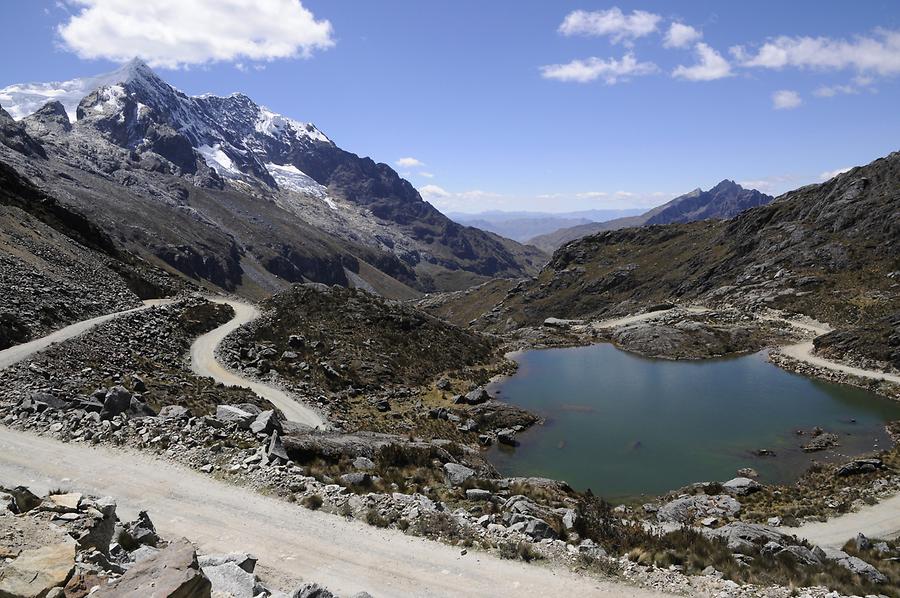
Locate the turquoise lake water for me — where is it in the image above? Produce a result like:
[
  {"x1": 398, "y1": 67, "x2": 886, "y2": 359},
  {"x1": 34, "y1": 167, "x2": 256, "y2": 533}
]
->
[{"x1": 487, "y1": 344, "x2": 900, "y2": 499}]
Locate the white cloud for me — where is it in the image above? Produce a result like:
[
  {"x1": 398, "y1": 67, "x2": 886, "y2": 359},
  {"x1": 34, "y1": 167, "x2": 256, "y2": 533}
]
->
[
  {"x1": 57, "y1": 0, "x2": 333, "y2": 69},
  {"x1": 672, "y1": 43, "x2": 732, "y2": 81},
  {"x1": 813, "y1": 84, "x2": 858, "y2": 97},
  {"x1": 396, "y1": 157, "x2": 425, "y2": 168},
  {"x1": 772, "y1": 89, "x2": 802, "y2": 110},
  {"x1": 814, "y1": 75, "x2": 875, "y2": 97},
  {"x1": 558, "y1": 8, "x2": 661, "y2": 44},
  {"x1": 664, "y1": 22, "x2": 702, "y2": 49},
  {"x1": 418, "y1": 171, "x2": 435, "y2": 178},
  {"x1": 819, "y1": 167, "x2": 852, "y2": 181},
  {"x1": 540, "y1": 53, "x2": 658, "y2": 84},
  {"x1": 418, "y1": 184, "x2": 450, "y2": 200},
  {"x1": 731, "y1": 29, "x2": 900, "y2": 76}
]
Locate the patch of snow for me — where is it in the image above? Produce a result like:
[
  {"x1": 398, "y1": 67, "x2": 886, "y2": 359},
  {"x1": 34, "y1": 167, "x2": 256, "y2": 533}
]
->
[
  {"x1": 198, "y1": 144, "x2": 241, "y2": 177},
  {"x1": 266, "y1": 162, "x2": 337, "y2": 210},
  {"x1": 256, "y1": 107, "x2": 330, "y2": 143}
]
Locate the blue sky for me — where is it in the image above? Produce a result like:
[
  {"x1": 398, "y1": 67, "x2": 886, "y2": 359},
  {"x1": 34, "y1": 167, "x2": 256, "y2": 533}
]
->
[{"x1": 1, "y1": 1, "x2": 899, "y2": 213}]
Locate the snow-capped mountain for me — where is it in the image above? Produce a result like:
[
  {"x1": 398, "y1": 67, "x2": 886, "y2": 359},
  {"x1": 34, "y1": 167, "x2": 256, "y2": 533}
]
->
[{"x1": 0, "y1": 60, "x2": 543, "y2": 296}]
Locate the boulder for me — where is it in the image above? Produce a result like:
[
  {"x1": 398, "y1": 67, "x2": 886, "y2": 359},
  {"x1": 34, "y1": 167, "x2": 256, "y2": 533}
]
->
[
  {"x1": 250, "y1": 410, "x2": 282, "y2": 436},
  {"x1": 463, "y1": 388, "x2": 490, "y2": 405},
  {"x1": 291, "y1": 584, "x2": 335, "y2": 598},
  {"x1": 41, "y1": 492, "x2": 81, "y2": 513},
  {"x1": 159, "y1": 405, "x2": 192, "y2": 420},
  {"x1": 443, "y1": 463, "x2": 475, "y2": 486},
  {"x1": 775, "y1": 545, "x2": 822, "y2": 566},
  {"x1": 122, "y1": 510, "x2": 159, "y2": 548},
  {"x1": 836, "y1": 458, "x2": 883, "y2": 477},
  {"x1": 215, "y1": 405, "x2": 255, "y2": 429},
  {"x1": 722, "y1": 477, "x2": 761, "y2": 496},
  {"x1": 708, "y1": 523, "x2": 788, "y2": 553},
  {"x1": 657, "y1": 494, "x2": 741, "y2": 525},
  {"x1": 802, "y1": 433, "x2": 839, "y2": 452},
  {"x1": 267, "y1": 431, "x2": 289, "y2": 462},
  {"x1": 0, "y1": 541, "x2": 75, "y2": 597},
  {"x1": 201, "y1": 562, "x2": 256, "y2": 598},
  {"x1": 496, "y1": 429, "x2": 518, "y2": 446},
  {"x1": 4, "y1": 486, "x2": 41, "y2": 513},
  {"x1": 93, "y1": 538, "x2": 212, "y2": 597},
  {"x1": 100, "y1": 386, "x2": 132, "y2": 420},
  {"x1": 821, "y1": 547, "x2": 887, "y2": 584},
  {"x1": 197, "y1": 553, "x2": 257, "y2": 574},
  {"x1": 74, "y1": 496, "x2": 117, "y2": 554}
]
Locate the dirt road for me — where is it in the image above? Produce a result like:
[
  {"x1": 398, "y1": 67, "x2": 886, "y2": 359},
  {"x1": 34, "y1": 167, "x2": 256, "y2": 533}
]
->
[
  {"x1": 766, "y1": 314, "x2": 900, "y2": 385},
  {"x1": 189, "y1": 297, "x2": 325, "y2": 428},
  {"x1": 787, "y1": 493, "x2": 900, "y2": 548},
  {"x1": 0, "y1": 427, "x2": 673, "y2": 598},
  {"x1": 0, "y1": 299, "x2": 171, "y2": 371}
]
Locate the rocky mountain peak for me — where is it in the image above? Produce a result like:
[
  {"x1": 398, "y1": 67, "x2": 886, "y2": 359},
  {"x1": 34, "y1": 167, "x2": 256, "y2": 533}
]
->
[{"x1": 22, "y1": 100, "x2": 72, "y2": 136}]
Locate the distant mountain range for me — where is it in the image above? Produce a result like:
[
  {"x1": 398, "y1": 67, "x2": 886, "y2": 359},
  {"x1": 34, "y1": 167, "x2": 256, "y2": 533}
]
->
[
  {"x1": 449, "y1": 209, "x2": 644, "y2": 243},
  {"x1": 527, "y1": 180, "x2": 774, "y2": 252},
  {"x1": 0, "y1": 59, "x2": 543, "y2": 299},
  {"x1": 430, "y1": 151, "x2": 899, "y2": 333}
]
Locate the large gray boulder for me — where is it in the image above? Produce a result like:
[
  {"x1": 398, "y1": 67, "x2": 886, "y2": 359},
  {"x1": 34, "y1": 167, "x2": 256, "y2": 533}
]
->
[
  {"x1": 722, "y1": 477, "x2": 761, "y2": 496},
  {"x1": 202, "y1": 561, "x2": 256, "y2": 598},
  {"x1": 443, "y1": 462, "x2": 475, "y2": 486},
  {"x1": 216, "y1": 405, "x2": 256, "y2": 429},
  {"x1": 657, "y1": 494, "x2": 741, "y2": 525},
  {"x1": 250, "y1": 410, "x2": 282, "y2": 435},
  {"x1": 820, "y1": 547, "x2": 887, "y2": 584},
  {"x1": 708, "y1": 523, "x2": 789, "y2": 553},
  {"x1": 93, "y1": 538, "x2": 212, "y2": 597}
]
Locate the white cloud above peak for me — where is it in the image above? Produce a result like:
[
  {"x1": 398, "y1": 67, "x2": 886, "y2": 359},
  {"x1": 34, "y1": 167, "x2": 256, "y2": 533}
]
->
[
  {"x1": 558, "y1": 8, "x2": 661, "y2": 44},
  {"x1": 541, "y1": 53, "x2": 658, "y2": 84},
  {"x1": 57, "y1": 0, "x2": 334, "y2": 68},
  {"x1": 664, "y1": 22, "x2": 702, "y2": 49},
  {"x1": 672, "y1": 43, "x2": 732, "y2": 81},
  {"x1": 396, "y1": 157, "x2": 425, "y2": 168}
]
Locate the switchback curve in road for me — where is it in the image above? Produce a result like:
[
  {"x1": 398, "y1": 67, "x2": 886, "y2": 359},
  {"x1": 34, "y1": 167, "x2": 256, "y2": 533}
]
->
[{"x1": 189, "y1": 297, "x2": 325, "y2": 428}]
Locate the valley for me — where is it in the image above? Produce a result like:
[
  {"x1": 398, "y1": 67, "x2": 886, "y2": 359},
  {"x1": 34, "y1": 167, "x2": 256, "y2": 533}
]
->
[{"x1": 0, "y1": 49, "x2": 899, "y2": 598}]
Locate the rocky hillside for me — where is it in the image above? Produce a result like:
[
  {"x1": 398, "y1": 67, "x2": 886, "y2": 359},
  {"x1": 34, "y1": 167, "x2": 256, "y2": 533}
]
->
[
  {"x1": 435, "y1": 151, "x2": 899, "y2": 335},
  {"x1": 0, "y1": 60, "x2": 543, "y2": 298},
  {"x1": 220, "y1": 283, "x2": 499, "y2": 395},
  {"x1": 0, "y1": 160, "x2": 181, "y2": 348},
  {"x1": 528, "y1": 180, "x2": 773, "y2": 252}
]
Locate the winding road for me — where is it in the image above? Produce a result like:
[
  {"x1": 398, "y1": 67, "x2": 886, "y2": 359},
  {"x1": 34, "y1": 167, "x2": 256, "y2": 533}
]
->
[
  {"x1": 0, "y1": 299, "x2": 172, "y2": 371},
  {"x1": 767, "y1": 314, "x2": 900, "y2": 385},
  {"x1": 3, "y1": 299, "x2": 900, "y2": 590},
  {"x1": 189, "y1": 297, "x2": 325, "y2": 428}
]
